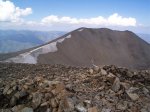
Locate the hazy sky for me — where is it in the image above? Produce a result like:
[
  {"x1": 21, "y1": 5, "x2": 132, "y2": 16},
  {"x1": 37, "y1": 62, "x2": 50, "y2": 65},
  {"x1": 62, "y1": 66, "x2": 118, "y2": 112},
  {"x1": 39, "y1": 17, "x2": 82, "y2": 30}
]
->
[{"x1": 0, "y1": 0, "x2": 150, "y2": 34}]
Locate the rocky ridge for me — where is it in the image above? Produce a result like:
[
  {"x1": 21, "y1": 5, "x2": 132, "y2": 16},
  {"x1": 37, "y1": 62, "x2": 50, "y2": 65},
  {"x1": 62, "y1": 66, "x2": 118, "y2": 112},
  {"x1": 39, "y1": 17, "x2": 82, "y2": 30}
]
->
[{"x1": 0, "y1": 63, "x2": 150, "y2": 112}]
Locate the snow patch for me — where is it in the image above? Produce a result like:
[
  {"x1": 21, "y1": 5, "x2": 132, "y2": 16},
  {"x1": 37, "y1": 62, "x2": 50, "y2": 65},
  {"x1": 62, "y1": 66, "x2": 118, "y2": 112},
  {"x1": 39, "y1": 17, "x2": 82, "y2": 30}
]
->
[
  {"x1": 5, "y1": 34, "x2": 72, "y2": 64},
  {"x1": 66, "y1": 34, "x2": 71, "y2": 38},
  {"x1": 5, "y1": 54, "x2": 37, "y2": 64},
  {"x1": 78, "y1": 29, "x2": 84, "y2": 32}
]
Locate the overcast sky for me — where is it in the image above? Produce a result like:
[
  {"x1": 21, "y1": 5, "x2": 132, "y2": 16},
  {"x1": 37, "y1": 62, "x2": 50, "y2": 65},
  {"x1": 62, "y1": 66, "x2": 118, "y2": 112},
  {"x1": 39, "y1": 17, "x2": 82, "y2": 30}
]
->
[{"x1": 0, "y1": 0, "x2": 150, "y2": 34}]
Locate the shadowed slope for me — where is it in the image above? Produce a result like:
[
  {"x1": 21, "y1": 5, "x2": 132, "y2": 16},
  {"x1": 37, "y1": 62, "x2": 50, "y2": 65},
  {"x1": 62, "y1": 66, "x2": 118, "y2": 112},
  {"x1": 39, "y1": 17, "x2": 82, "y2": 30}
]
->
[{"x1": 38, "y1": 28, "x2": 150, "y2": 69}]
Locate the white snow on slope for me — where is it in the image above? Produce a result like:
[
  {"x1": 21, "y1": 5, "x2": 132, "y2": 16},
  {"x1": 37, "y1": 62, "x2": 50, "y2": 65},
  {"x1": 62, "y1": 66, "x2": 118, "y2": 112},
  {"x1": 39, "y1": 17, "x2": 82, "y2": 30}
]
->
[
  {"x1": 5, "y1": 34, "x2": 71, "y2": 64},
  {"x1": 78, "y1": 29, "x2": 84, "y2": 32}
]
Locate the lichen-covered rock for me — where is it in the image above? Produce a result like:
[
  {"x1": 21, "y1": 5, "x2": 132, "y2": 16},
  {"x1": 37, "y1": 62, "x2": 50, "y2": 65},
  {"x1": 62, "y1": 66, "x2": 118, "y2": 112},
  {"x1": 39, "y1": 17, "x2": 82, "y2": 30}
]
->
[
  {"x1": 106, "y1": 73, "x2": 116, "y2": 83},
  {"x1": 32, "y1": 92, "x2": 43, "y2": 108},
  {"x1": 75, "y1": 104, "x2": 87, "y2": 112},
  {"x1": 88, "y1": 106, "x2": 98, "y2": 112},
  {"x1": 59, "y1": 98, "x2": 74, "y2": 112},
  {"x1": 11, "y1": 105, "x2": 25, "y2": 112},
  {"x1": 89, "y1": 69, "x2": 94, "y2": 75},
  {"x1": 100, "y1": 68, "x2": 107, "y2": 75},
  {"x1": 50, "y1": 98, "x2": 58, "y2": 108},
  {"x1": 0, "y1": 109, "x2": 12, "y2": 112},
  {"x1": 126, "y1": 87, "x2": 139, "y2": 101},
  {"x1": 111, "y1": 77, "x2": 120, "y2": 92},
  {"x1": 3, "y1": 85, "x2": 11, "y2": 95},
  {"x1": 20, "y1": 107, "x2": 33, "y2": 112}
]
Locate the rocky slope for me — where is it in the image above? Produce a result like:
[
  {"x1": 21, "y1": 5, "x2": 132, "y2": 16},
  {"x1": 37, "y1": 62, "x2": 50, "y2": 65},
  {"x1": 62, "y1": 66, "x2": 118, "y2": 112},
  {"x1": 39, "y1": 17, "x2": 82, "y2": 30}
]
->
[
  {"x1": 2, "y1": 28, "x2": 150, "y2": 69},
  {"x1": 0, "y1": 63, "x2": 150, "y2": 112}
]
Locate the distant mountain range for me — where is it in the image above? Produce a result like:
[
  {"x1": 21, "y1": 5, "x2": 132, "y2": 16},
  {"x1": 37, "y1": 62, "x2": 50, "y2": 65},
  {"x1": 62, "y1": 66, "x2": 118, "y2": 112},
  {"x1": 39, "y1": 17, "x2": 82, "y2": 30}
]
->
[
  {"x1": 137, "y1": 33, "x2": 150, "y2": 43},
  {"x1": 0, "y1": 30, "x2": 149, "y2": 54},
  {"x1": 1, "y1": 28, "x2": 150, "y2": 69},
  {"x1": 0, "y1": 30, "x2": 66, "y2": 53}
]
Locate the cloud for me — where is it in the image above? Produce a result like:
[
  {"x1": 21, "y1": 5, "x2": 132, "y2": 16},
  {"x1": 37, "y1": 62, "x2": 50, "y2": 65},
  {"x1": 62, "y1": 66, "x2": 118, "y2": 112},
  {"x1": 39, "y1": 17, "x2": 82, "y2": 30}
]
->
[
  {"x1": 0, "y1": 0, "x2": 32, "y2": 22},
  {"x1": 0, "y1": 0, "x2": 139, "y2": 32},
  {"x1": 41, "y1": 13, "x2": 136, "y2": 27}
]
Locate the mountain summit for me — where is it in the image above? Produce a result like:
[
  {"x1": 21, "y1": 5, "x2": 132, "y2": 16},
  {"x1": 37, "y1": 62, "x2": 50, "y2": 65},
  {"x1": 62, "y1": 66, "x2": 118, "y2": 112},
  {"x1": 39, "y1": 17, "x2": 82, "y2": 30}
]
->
[{"x1": 2, "y1": 28, "x2": 150, "y2": 69}]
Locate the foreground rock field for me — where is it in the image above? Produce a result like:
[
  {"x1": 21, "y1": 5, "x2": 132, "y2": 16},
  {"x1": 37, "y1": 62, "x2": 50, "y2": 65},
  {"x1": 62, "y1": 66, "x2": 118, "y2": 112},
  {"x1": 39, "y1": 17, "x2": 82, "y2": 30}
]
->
[{"x1": 0, "y1": 63, "x2": 150, "y2": 112}]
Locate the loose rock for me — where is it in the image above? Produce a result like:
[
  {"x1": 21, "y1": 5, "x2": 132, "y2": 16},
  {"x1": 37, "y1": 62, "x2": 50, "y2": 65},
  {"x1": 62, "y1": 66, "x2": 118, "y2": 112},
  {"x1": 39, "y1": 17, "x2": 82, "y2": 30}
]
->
[
  {"x1": 32, "y1": 92, "x2": 43, "y2": 108},
  {"x1": 111, "y1": 77, "x2": 120, "y2": 92},
  {"x1": 88, "y1": 106, "x2": 98, "y2": 112},
  {"x1": 0, "y1": 63, "x2": 150, "y2": 112},
  {"x1": 21, "y1": 107, "x2": 33, "y2": 112},
  {"x1": 100, "y1": 68, "x2": 107, "y2": 75}
]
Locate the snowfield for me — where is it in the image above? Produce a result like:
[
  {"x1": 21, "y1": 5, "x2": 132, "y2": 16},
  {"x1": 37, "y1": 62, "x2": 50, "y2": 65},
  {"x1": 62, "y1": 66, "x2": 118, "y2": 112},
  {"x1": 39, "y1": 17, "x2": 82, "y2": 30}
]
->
[{"x1": 5, "y1": 35, "x2": 72, "y2": 64}]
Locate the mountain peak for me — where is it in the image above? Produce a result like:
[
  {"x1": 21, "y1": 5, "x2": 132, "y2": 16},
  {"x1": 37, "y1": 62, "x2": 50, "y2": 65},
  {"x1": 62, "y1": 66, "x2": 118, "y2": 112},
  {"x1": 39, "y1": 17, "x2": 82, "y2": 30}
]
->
[{"x1": 1, "y1": 28, "x2": 150, "y2": 69}]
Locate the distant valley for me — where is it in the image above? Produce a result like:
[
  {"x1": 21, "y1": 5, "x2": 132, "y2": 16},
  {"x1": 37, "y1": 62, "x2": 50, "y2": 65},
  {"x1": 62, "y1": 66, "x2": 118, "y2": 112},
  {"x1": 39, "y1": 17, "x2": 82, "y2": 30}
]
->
[{"x1": 0, "y1": 30, "x2": 66, "y2": 53}]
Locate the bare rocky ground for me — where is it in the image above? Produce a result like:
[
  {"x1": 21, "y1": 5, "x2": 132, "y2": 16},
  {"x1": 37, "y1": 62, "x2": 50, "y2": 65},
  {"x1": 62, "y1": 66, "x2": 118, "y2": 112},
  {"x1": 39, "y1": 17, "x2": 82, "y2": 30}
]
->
[{"x1": 0, "y1": 63, "x2": 150, "y2": 112}]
